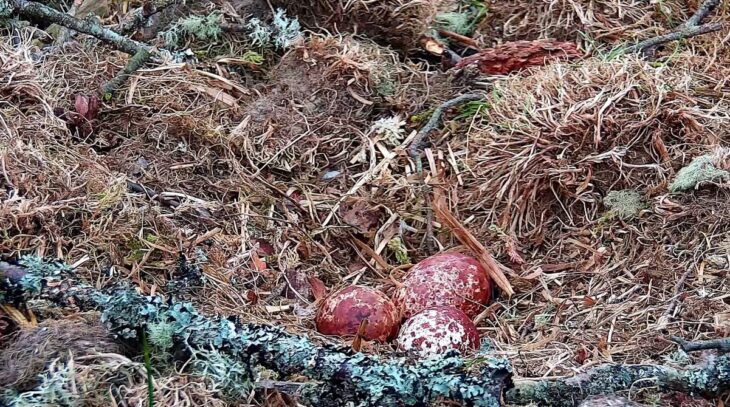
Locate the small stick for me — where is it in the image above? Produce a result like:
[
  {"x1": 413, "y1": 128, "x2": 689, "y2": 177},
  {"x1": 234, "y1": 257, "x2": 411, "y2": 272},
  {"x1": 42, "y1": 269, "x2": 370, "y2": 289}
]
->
[
  {"x1": 408, "y1": 94, "x2": 484, "y2": 252},
  {"x1": 618, "y1": 0, "x2": 725, "y2": 55},
  {"x1": 622, "y1": 23, "x2": 724, "y2": 54},
  {"x1": 407, "y1": 94, "x2": 484, "y2": 160},
  {"x1": 684, "y1": 0, "x2": 721, "y2": 28},
  {"x1": 671, "y1": 336, "x2": 730, "y2": 353},
  {"x1": 657, "y1": 266, "x2": 694, "y2": 327},
  {"x1": 9, "y1": 0, "x2": 149, "y2": 55},
  {"x1": 102, "y1": 47, "x2": 151, "y2": 98},
  {"x1": 437, "y1": 29, "x2": 479, "y2": 48}
]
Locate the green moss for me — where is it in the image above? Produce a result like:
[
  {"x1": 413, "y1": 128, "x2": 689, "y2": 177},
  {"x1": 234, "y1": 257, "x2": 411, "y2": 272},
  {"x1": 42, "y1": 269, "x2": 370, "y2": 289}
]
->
[
  {"x1": 387, "y1": 237, "x2": 410, "y2": 265},
  {"x1": 670, "y1": 154, "x2": 730, "y2": 193}
]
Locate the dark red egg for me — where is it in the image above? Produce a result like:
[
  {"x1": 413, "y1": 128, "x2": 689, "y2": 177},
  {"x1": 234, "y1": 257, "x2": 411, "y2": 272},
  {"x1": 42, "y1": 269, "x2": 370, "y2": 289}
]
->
[
  {"x1": 396, "y1": 306, "x2": 480, "y2": 357},
  {"x1": 315, "y1": 285, "x2": 400, "y2": 342},
  {"x1": 393, "y1": 252, "x2": 492, "y2": 319}
]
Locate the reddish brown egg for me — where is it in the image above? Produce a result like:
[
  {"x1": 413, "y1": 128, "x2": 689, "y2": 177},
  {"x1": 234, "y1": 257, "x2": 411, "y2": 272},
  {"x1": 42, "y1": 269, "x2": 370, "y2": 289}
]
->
[
  {"x1": 315, "y1": 285, "x2": 400, "y2": 342},
  {"x1": 393, "y1": 252, "x2": 492, "y2": 319},
  {"x1": 396, "y1": 306, "x2": 480, "y2": 357}
]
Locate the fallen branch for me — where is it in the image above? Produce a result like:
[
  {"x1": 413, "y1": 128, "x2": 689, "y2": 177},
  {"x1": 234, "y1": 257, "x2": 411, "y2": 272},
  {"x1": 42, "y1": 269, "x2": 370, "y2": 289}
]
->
[
  {"x1": 8, "y1": 0, "x2": 148, "y2": 55},
  {"x1": 0, "y1": 257, "x2": 511, "y2": 407},
  {"x1": 671, "y1": 336, "x2": 730, "y2": 353},
  {"x1": 101, "y1": 47, "x2": 152, "y2": 98},
  {"x1": 407, "y1": 93, "x2": 483, "y2": 160},
  {"x1": 619, "y1": 0, "x2": 725, "y2": 55}
]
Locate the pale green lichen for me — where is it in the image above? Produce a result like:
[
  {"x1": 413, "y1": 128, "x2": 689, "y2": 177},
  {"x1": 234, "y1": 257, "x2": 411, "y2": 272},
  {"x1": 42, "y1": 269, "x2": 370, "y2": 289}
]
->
[
  {"x1": 435, "y1": 12, "x2": 473, "y2": 35},
  {"x1": 6, "y1": 358, "x2": 79, "y2": 407},
  {"x1": 163, "y1": 12, "x2": 224, "y2": 47},
  {"x1": 0, "y1": 0, "x2": 13, "y2": 19},
  {"x1": 271, "y1": 9, "x2": 301, "y2": 48},
  {"x1": 603, "y1": 189, "x2": 645, "y2": 220},
  {"x1": 190, "y1": 348, "x2": 254, "y2": 399},
  {"x1": 17, "y1": 255, "x2": 71, "y2": 295},
  {"x1": 670, "y1": 152, "x2": 730, "y2": 193},
  {"x1": 371, "y1": 115, "x2": 406, "y2": 147},
  {"x1": 147, "y1": 320, "x2": 175, "y2": 350}
]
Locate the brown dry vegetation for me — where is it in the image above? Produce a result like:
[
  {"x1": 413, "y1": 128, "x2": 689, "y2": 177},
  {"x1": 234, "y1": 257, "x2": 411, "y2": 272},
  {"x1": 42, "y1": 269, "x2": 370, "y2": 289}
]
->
[{"x1": 2, "y1": 0, "x2": 730, "y2": 405}]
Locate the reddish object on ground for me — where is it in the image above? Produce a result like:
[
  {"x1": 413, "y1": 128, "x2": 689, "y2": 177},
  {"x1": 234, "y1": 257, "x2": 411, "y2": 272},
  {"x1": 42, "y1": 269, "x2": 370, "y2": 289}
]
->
[
  {"x1": 315, "y1": 285, "x2": 400, "y2": 342},
  {"x1": 397, "y1": 306, "x2": 480, "y2": 357},
  {"x1": 455, "y1": 39, "x2": 581, "y2": 75},
  {"x1": 394, "y1": 252, "x2": 492, "y2": 319}
]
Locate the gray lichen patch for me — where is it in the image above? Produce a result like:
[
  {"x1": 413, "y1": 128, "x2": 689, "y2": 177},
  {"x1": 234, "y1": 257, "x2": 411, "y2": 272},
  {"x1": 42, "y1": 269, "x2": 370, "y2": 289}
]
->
[
  {"x1": 669, "y1": 150, "x2": 730, "y2": 193},
  {"x1": 603, "y1": 189, "x2": 645, "y2": 220}
]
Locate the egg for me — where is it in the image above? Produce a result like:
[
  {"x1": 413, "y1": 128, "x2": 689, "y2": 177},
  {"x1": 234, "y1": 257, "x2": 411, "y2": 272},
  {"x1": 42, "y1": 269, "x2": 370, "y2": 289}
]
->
[
  {"x1": 315, "y1": 285, "x2": 400, "y2": 342},
  {"x1": 394, "y1": 252, "x2": 492, "y2": 319},
  {"x1": 396, "y1": 306, "x2": 480, "y2": 357}
]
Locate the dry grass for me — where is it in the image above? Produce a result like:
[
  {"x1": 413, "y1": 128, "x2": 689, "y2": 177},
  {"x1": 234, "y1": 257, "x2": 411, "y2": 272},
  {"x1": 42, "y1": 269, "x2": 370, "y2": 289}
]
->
[{"x1": 2, "y1": 1, "x2": 730, "y2": 405}]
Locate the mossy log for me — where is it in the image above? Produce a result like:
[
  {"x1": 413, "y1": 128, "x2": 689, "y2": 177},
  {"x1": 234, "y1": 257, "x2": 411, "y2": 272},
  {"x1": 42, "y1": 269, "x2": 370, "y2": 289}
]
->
[
  {"x1": 4, "y1": 257, "x2": 730, "y2": 406},
  {"x1": 0, "y1": 258, "x2": 510, "y2": 407}
]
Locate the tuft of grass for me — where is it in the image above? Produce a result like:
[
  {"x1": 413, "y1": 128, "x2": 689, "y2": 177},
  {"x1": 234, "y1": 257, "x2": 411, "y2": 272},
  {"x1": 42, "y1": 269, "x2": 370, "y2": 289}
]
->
[
  {"x1": 142, "y1": 331, "x2": 155, "y2": 407},
  {"x1": 455, "y1": 100, "x2": 489, "y2": 121}
]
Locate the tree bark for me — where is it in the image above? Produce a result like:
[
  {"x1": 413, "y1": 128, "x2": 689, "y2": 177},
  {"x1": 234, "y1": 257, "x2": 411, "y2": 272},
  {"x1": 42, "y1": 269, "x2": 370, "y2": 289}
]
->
[
  {"x1": 8, "y1": 0, "x2": 148, "y2": 55},
  {"x1": 5, "y1": 257, "x2": 730, "y2": 406}
]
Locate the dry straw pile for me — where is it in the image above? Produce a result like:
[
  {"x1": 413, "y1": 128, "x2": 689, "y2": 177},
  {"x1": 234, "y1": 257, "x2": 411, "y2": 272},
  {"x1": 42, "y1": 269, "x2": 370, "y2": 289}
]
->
[{"x1": 1, "y1": 0, "x2": 730, "y2": 404}]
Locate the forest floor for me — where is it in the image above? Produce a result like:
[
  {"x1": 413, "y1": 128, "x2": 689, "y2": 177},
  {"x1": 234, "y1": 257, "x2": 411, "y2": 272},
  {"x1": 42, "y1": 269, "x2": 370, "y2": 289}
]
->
[{"x1": 2, "y1": 0, "x2": 730, "y2": 405}]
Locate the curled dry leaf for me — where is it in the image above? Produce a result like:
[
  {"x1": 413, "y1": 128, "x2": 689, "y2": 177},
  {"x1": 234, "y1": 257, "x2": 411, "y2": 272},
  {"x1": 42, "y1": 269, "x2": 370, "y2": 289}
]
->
[
  {"x1": 455, "y1": 39, "x2": 581, "y2": 75},
  {"x1": 74, "y1": 94, "x2": 100, "y2": 121},
  {"x1": 284, "y1": 268, "x2": 313, "y2": 301},
  {"x1": 308, "y1": 276, "x2": 328, "y2": 301},
  {"x1": 339, "y1": 199, "x2": 382, "y2": 234}
]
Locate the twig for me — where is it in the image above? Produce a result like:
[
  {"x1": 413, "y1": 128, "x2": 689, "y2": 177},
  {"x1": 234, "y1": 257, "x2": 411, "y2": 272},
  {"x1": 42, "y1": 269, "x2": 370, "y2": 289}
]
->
[
  {"x1": 622, "y1": 23, "x2": 724, "y2": 54},
  {"x1": 671, "y1": 336, "x2": 730, "y2": 353},
  {"x1": 101, "y1": 47, "x2": 151, "y2": 98},
  {"x1": 9, "y1": 0, "x2": 149, "y2": 55},
  {"x1": 407, "y1": 93, "x2": 484, "y2": 159},
  {"x1": 618, "y1": 0, "x2": 725, "y2": 55},
  {"x1": 657, "y1": 266, "x2": 694, "y2": 328},
  {"x1": 126, "y1": 180, "x2": 181, "y2": 208},
  {"x1": 407, "y1": 94, "x2": 484, "y2": 252},
  {"x1": 437, "y1": 29, "x2": 479, "y2": 48},
  {"x1": 684, "y1": 0, "x2": 721, "y2": 28}
]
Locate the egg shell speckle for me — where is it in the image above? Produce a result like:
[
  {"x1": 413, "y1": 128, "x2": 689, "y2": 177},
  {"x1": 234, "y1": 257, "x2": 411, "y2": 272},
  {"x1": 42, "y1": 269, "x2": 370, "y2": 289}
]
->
[
  {"x1": 315, "y1": 285, "x2": 400, "y2": 342},
  {"x1": 394, "y1": 252, "x2": 492, "y2": 319},
  {"x1": 397, "y1": 306, "x2": 480, "y2": 358}
]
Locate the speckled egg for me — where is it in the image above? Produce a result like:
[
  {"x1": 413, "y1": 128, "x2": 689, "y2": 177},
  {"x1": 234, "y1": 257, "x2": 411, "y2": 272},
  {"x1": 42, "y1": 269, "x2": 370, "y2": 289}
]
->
[
  {"x1": 393, "y1": 252, "x2": 492, "y2": 319},
  {"x1": 396, "y1": 306, "x2": 480, "y2": 357},
  {"x1": 315, "y1": 285, "x2": 400, "y2": 342}
]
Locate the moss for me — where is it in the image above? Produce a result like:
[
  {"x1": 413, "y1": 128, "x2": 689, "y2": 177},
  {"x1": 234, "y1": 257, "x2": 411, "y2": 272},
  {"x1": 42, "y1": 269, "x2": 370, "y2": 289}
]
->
[
  {"x1": 670, "y1": 154, "x2": 730, "y2": 193},
  {"x1": 603, "y1": 189, "x2": 645, "y2": 220},
  {"x1": 387, "y1": 237, "x2": 410, "y2": 265}
]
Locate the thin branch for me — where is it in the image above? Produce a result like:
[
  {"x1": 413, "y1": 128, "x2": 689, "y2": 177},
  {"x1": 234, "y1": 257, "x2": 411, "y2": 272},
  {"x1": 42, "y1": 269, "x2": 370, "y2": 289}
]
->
[
  {"x1": 507, "y1": 355, "x2": 730, "y2": 406},
  {"x1": 101, "y1": 47, "x2": 151, "y2": 97},
  {"x1": 671, "y1": 336, "x2": 730, "y2": 353},
  {"x1": 407, "y1": 93, "x2": 484, "y2": 159},
  {"x1": 622, "y1": 22, "x2": 724, "y2": 54},
  {"x1": 684, "y1": 0, "x2": 721, "y2": 28},
  {"x1": 9, "y1": 0, "x2": 148, "y2": 55}
]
